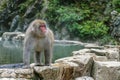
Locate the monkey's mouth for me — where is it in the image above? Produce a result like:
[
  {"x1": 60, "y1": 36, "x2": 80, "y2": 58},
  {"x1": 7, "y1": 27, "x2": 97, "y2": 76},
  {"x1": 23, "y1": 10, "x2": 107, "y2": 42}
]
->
[{"x1": 39, "y1": 26, "x2": 46, "y2": 33}]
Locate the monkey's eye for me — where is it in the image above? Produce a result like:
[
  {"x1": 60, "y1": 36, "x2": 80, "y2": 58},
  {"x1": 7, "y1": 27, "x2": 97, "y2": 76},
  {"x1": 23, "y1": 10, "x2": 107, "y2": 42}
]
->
[{"x1": 40, "y1": 24, "x2": 46, "y2": 28}]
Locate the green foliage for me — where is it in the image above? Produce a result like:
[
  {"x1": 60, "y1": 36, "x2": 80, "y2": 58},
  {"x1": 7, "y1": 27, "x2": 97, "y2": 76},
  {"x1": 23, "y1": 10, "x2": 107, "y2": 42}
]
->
[
  {"x1": 0, "y1": 0, "x2": 118, "y2": 43},
  {"x1": 112, "y1": 0, "x2": 120, "y2": 6},
  {"x1": 112, "y1": 0, "x2": 120, "y2": 12},
  {"x1": 18, "y1": 0, "x2": 34, "y2": 13},
  {"x1": 98, "y1": 35, "x2": 119, "y2": 45},
  {"x1": 68, "y1": 21, "x2": 109, "y2": 39},
  {"x1": 0, "y1": 0, "x2": 8, "y2": 12},
  {"x1": 46, "y1": 0, "x2": 110, "y2": 40},
  {"x1": 56, "y1": 6, "x2": 90, "y2": 22}
]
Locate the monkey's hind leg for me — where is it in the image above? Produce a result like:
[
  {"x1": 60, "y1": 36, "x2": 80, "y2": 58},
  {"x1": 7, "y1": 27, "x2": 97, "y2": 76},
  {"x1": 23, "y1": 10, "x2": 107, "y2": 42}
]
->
[
  {"x1": 44, "y1": 49, "x2": 52, "y2": 66},
  {"x1": 34, "y1": 51, "x2": 43, "y2": 66}
]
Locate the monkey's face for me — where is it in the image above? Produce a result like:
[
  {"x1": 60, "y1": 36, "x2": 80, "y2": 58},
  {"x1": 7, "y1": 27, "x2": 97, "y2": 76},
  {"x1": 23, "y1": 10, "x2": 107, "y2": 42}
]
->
[
  {"x1": 39, "y1": 23, "x2": 46, "y2": 33},
  {"x1": 32, "y1": 21, "x2": 47, "y2": 38}
]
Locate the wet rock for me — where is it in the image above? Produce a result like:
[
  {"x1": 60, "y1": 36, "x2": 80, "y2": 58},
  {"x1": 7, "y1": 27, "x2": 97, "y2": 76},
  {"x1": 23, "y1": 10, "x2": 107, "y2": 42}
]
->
[
  {"x1": 0, "y1": 63, "x2": 24, "y2": 68},
  {"x1": 92, "y1": 61, "x2": 120, "y2": 80}
]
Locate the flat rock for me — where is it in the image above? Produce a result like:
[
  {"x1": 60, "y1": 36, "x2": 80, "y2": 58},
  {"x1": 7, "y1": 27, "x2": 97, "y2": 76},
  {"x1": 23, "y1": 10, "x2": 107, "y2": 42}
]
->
[
  {"x1": 90, "y1": 49, "x2": 107, "y2": 56},
  {"x1": 93, "y1": 56, "x2": 108, "y2": 61},
  {"x1": 84, "y1": 44, "x2": 104, "y2": 49},
  {"x1": 72, "y1": 49, "x2": 91, "y2": 55}
]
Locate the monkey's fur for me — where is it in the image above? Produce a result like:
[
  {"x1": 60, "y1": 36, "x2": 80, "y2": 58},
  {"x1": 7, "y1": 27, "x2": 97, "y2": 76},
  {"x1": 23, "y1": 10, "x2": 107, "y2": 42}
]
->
[{"x1": 23, "y1": 19, "x2": 54, "y2": 68}]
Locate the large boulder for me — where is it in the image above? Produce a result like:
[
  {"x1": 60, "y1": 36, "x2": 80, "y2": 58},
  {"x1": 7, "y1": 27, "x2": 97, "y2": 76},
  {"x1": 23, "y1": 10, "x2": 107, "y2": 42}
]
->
[
  {"x1": 34, "y1": 55, "x2": 93, "y2": 80},
  {"x1": 55, "y1": 55, "x2": 93, "y2": 77},
  {"x1": 34, "y1": 65, "x2": 72, "y2": 80},
  {"x1": 105, "y1": 48, "x2": 119, "y2": 61},
  {"x1": 92, "y1": 61, "x2": 120, "y2": 80},
  {"x1": 2, "y1": 32, "x2": 25, "y2": 42}
]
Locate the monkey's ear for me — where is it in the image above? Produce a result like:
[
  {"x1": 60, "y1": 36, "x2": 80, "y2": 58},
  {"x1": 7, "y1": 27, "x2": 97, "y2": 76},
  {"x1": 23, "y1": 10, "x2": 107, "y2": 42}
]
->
[
  {"x1": 32, "y1": 23, "x2": 36, "y2": 27},
  {"x1": 31, "y1": 27, "x2": 35, "y2": 32}
]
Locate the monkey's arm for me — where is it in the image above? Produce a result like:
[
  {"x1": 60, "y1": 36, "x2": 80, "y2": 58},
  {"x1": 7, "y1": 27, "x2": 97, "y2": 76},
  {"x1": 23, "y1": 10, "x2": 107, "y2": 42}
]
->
[{"x1": 23, "y1": 37, "x2": 35, "y2": 66}]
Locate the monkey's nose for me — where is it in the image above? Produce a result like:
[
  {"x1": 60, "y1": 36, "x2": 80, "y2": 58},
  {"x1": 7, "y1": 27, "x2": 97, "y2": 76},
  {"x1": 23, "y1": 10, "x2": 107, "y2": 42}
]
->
[{"x1": 40, "y1": 27, "x2": 46, "y2": 33}]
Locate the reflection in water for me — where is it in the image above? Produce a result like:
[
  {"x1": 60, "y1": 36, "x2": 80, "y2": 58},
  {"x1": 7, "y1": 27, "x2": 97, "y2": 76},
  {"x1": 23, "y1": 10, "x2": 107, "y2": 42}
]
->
[
  {"x1": 0, "y1": 40, "x2": 83, "y2": 64},
  {"x1": 0, "y1": 41, "x2": 23, "y2": 64}
]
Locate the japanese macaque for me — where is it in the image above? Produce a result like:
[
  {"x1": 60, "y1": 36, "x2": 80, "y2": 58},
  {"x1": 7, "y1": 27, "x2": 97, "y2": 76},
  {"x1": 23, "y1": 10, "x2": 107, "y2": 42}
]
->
[{"x1": 23, "y1": 19, "x2": 54, "y2": 68}]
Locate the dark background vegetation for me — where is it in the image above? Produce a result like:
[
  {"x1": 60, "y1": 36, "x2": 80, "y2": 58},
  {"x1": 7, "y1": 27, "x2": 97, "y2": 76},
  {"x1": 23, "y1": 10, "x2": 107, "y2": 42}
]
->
[{"x1": 0, "y1": 0, "x2": 120, "y2": 45}]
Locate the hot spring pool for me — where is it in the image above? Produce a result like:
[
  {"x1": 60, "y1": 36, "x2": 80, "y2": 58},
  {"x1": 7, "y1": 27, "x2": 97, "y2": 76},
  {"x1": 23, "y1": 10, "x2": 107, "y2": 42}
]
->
[{"x1": 0, "y1": 40, "x2": 84, "y2": 64}]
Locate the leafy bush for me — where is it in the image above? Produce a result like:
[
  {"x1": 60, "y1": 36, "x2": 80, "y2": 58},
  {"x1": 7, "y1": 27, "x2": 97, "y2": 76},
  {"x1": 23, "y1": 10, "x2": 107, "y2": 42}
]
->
[
  {"x1": 18, "y1": 0, "x2": 34, "y2": 13},
  {"x1": 46, "y1": 1, "x2": 109, "y2": 40},
  {"x1": 68, "y1": 21, "x2": 109, "y2": 39},
  {"x1": 112, "y1": 0, "x2": 120, "y2": 7},
  {"x1": 112, "y1": 0, "x2": 120, "y2": 12},
  {"x1": 98, "y1": 35, "x2": 119, "y2": 45},
  {"x1": 56, "y1": 6, "x2": 90, "y2": 22}
]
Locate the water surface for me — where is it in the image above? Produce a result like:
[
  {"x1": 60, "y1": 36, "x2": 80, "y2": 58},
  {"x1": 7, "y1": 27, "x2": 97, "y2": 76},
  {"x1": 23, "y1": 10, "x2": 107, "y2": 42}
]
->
[{"x1": 0, "y1": 40, "x2": 83, "y2": 64}]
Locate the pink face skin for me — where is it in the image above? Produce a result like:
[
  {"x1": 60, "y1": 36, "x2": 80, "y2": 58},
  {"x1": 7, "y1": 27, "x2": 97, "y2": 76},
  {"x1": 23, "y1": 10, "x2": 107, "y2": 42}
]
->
[{"x1": 39, "y1": 24, "x2": 46, "y2": 33}]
